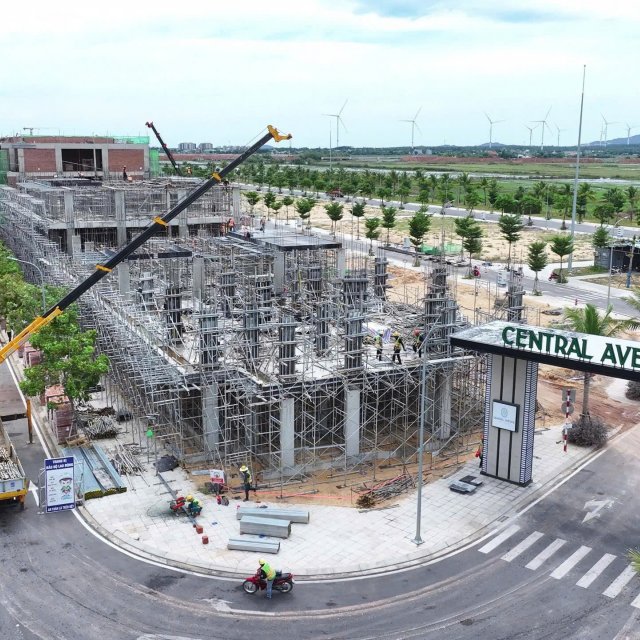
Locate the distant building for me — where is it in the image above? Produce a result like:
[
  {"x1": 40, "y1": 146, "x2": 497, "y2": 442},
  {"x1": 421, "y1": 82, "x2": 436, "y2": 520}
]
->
[
  {"x1": 0, "y1": 135, "x2": 150, "y2": 185},
  {"x1": 178, "y1": 142, "x2": 197, "y2": 152},
  {"x1": 199, "y1": 142, "x2": 214, "y2": 151}
]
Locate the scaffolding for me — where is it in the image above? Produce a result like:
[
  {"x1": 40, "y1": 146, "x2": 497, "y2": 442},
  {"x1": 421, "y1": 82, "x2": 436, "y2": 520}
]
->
[{"x1": 1, "y1": 179, "x2": 490, "y2": 491}]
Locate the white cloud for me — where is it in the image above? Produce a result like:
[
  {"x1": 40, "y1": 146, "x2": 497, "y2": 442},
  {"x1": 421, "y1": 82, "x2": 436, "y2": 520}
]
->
[{"x1": 0, "y1": 0, "x2": 638, "y2": 146}]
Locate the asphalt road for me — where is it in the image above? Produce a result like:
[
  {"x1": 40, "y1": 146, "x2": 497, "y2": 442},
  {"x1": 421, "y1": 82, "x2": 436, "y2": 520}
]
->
[{"x1": 1, "y1": 359, "x2": 639, "y2": 640}]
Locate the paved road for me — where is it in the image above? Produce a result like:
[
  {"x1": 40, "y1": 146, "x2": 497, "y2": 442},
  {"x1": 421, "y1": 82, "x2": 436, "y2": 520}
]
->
[{"x1": 2, "y1": 359, "x2": 639, "y2": 639}]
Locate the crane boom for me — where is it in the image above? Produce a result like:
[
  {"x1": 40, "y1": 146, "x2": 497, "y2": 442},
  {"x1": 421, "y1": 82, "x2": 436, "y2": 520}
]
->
[
  {"x1": 146, "y1": 121, "x2": 183, "y2": 176},
  {"x1": 0, "y1": 125, "x2": 291, "y2": 364}
]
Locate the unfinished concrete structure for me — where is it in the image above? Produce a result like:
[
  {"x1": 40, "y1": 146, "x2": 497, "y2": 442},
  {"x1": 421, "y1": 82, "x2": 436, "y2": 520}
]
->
[{"x1": 0, "y1": 178, "x2": 487, "y2": 486}]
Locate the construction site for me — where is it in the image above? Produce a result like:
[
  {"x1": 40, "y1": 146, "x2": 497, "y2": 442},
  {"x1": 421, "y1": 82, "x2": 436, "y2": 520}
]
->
[{"x1": 0, "y1": 174, "x2": 530, "y2": 499}]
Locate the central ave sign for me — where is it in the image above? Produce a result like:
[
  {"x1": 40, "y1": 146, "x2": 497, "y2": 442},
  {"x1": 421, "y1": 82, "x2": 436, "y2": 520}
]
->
[{"x1": 450, "y1": 321, "x2": 640, "y2": 381}]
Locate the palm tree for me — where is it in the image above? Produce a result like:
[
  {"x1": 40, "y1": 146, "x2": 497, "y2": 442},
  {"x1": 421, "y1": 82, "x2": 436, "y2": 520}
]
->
[
  {"x1": 561, "y1": 304, "x2": 640, "y2": 417},
  {"x1": 627, "y1": 186, "x2": 639, "y2": 222}
]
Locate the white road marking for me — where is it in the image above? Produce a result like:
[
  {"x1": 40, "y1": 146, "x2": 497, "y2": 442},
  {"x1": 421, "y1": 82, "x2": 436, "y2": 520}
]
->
[
  {"x1": 501, "y1": 531, "x2": 544, "y2": 563},
  {"x1": 28, "y1": 485, "x2": 39, "y2": 506},
  {"x1": 576, "y1": 553, "x2": 616, "y2": 588},
  {"x1": 551, "y1": 545, "x2": 592, "y2": 579},
  {"x1": 631, "y1": 592, "x2": 640, "y2": 609},
  {"x1": 525, "y1": 538, "x2": 566, "y2": 571},
  {"x1": 603, "y1": 565, "x2": 637, "y2": 599},
  {"x1": 478, "y1": 524, "x2": 520, "y2": 554},
  {"x1": 582, "y1": 499, "x2": 615, "y2": 523}
]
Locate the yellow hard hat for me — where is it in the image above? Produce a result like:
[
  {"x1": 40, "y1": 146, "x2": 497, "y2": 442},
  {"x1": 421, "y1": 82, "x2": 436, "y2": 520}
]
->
[
  {"x1": 186, "y1": 495, "x2": 193, "y2": 501},
  {"x1": 259, "y1": 558, "x2": 266, "y2": 565},
  {"x1": 240, "y1": 465, "x2": 248, "y2": 471}
]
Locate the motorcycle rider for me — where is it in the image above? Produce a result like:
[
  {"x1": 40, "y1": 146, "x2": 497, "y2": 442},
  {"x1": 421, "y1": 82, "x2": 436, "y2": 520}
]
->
[
  {"x1": 258, "y1": 558, "x2": 276, "y2": 599},
  {"x1": 185, "y1": 494, "x2": 202, "y2": 516}
]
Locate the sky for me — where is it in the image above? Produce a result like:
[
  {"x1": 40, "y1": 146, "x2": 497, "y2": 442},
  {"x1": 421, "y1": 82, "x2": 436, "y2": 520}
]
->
[{"x1": 1, "y1": 0, "x2": 639, "y2": 149}]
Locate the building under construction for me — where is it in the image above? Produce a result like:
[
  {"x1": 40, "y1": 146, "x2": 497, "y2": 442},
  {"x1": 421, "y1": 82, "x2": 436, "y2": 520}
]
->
[{"x1": 0, "y1": 178, "x2": 489, "y2": 486}]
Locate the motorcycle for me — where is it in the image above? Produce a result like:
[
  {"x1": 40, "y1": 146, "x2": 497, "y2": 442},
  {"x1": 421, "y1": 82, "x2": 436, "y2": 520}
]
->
[{"x1": 242, "y1": 569, "x2": 294, "y2": 595}]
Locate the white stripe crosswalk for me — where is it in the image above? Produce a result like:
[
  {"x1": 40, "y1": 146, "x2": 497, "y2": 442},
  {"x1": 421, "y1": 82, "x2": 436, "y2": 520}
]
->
[
  {"x1": 576, "y1": 554, "x2": 616, "y2": 588},
  {"x1": 550, "y1": 545, "x2": 592, "y2": 579},
  {"x1": 603, "y1": 565, "x2": 637, "y2": 599},
  {"x1": 501, "y1": 531, "x2": 544, "y2": 562},
  {"x1": 526, "y1": 538, "x2": 566, "y2": 571},
  {"x1": 479, "y1": 529, "x2": 639, "y2": 607},
  {"x1": 479, "y1": 525, "x2": 521, "y2": 554}
]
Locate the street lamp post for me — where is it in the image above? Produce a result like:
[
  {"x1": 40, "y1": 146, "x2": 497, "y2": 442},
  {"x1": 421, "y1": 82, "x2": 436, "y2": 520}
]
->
[
  {"x1": 8, "y1": 257, "x2": 46, "y2": 314},
  {"x1": 606, "y1": 242, "x2": 615, "y2": 308}
]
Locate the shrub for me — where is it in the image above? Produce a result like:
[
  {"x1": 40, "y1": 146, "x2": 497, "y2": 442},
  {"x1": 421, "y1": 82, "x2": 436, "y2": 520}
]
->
[
  {"x1": 567, "y1": 415, "x2": 608, "y2": 448},
  {"x1": 626, "y1": 381, "x2": 640, "y2": 401}
]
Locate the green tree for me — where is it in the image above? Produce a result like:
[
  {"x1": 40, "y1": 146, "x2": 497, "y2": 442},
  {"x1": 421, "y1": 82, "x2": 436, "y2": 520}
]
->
[
  {"x1": 364, "y1": 217, "x2": 381, "y2": 255},
  {"x1": 520, "y1": 194, "x2": 542, "y2": 225},
  {"x1": 271, "y1": 200, "x2": 283, "y2": 224},
  {"x1": 376, "y1": 186, "x2": 391, "y2": 206},
  {"x1": 454, "y1": 215, "x2": 483, "y2": 267},
  {"x1": 281, "y1": 195, "x2": 294, "y2": 223},
  {"x1": 592, "y1": 226, "x2": 610, "y2": 251},
  {"x1": 324, "y1": 201, "x2": 344, "y2": 237},
  {"x1": 561, "y1": 304, "x2": 640, "y2": 417},
  {"x1": 20, "y1": 306, "x2": 109, "y2": 410},
  {"x1": 593, "y1": 202, "x2": 614, "y2": 226},
  {"x1": 604, "y1": 187, "x2": 626, "y2": 216},
  {"x1": 397, "y1": 184, "x2": 411, "y2": 209},
  {"x1": 527, "y1": 241, "x2": 548, "y2": 294},
  {"x1": 464, "y1": 188, "x2": 481, "y2": 216},
  {"x1": 487, "y1": 179, "x2": 500, "y2": 211},
  {"x1": 381, "y1": 206, "x2": 397, "y2": 245},
  {"x1": 244, "y1": 191, "x2": 261, "y2": 218},
  {"x1": 549, "y1": 235, "x2": 574, "y2": 283},
  {"x1": 494, "y1": 194, "x2": 516, "y2": 215},
  {"x1": 263, "y1": 191, "x2": 276, "y2": 220},
  {"x1": 627, "y1": 185, "x2": 639, "y2": 222},
  {"x1": 295, "y1": 197, "x2": 314, "y2": 227},
  {"x1": 408, "y1": 210, "x2": 432, "y2": 266},
  {"x1": 576, "y1": 183, "x2": 595, "y2": 223},
  {"x1": 479, "y1": 177, "x2": 489, "y2": 205},
  {"x1": 498, "y1": 213, "x2": 524, "y2": 269},
  {"x1": 351, "y1": 201, "x2": 366, "y2": 239}
]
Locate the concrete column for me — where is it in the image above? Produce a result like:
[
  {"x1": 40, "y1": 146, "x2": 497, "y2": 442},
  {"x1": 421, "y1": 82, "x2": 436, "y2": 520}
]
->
[
  {"x1": 117, "y1": 262, "x2": 130, "y2": 295},
  {"x1": 192, "y1": 255, "x2": 205, "y2": 301},
  {"x1": 70, "y1": 235, "x2": 82, "y2": 259},
  {"x1": 177, "y1": 190, "x2": 188, "y2": 238},
  {"x1": 115, "y1": 190, "x2": 127, "y2": 247},
  {"x1": 435, "y1": 368, "x2": 452, "y2": 440},
  {"x1": 280, "y1": 397, "x2": 295, "y2": 469},
  {"x1": 273, "y1": 251, "x2": 285, "y2": 295},
  {"x1": 232, "y1": 186, "x2": 241, "y2": 219},
  {"x1": 202, "y1": 381, "x2": 220, "y2": 450},
  {"x1": 344, "y1": 388, "x2": 361, "y2": 457},
  {"x1": 64, "y1": 191, "x2": 74, "y2": 255},
  {"x1": 336, "y1": 248, "x2": 346, "y2": 278}
]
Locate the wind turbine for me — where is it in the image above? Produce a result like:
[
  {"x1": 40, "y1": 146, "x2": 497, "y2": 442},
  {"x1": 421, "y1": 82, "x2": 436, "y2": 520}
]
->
[
  {"x1": 524, "y1": 123, "x2": 538, "y2": 147},
  {"x1": 531, "y1": 107, "x2": 552, "y2": 150},
  {"x1": 626, "y1": 123, "x2": 637, "y2": 146},
  {"x1": 400, "y1": 107, "x2": 422, "y2": 152},
  {"x1": 554, "y1": 124, "x2": 566, "y2": 148},
  {"x1": 323, "y1": 99, "x2": 348, "y2": 150},
  {"x1": 484, "y1": 113, "x2": 505, "y2": 149},
  {"x1": 601, "y1": 114, "x2": 617, "y2": 148}
]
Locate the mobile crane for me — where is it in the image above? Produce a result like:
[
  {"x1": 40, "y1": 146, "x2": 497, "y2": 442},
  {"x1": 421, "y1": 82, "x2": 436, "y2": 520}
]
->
[
  {"x1": 145, "y1": 121, "x2": 183, "y2": 176},
  {"x1": 0, "y1": 125, "x2": 292, "y2": 365}
]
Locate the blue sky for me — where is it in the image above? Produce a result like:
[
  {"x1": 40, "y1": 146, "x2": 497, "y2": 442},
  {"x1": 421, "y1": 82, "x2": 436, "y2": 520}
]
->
[{"x1": 1, "y1": 0, "x2": 638, "y2": 148}]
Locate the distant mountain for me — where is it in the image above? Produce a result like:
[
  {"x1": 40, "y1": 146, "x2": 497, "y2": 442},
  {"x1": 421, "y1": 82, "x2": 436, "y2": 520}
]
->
[
  {"x1": 587, "y1": 133, "x2": 640, "y2": 146},
  {"x1": 479, "y1": 142, "x2": 507, "y2": 148}
]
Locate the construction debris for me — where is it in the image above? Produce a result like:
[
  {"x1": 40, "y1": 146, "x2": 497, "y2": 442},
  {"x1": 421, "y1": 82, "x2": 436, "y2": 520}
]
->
[
  {"x1": 355, "y1": 473, "x2": 415, "y2": 508},
  {"x1": 0, "y1": 459, "x2": 21, "y2": 481},
  {"x1": 79, "y1": 415, "x2": 120, "y2": 439},
  {"x1": 111, "y1": 442, "x2": 144, "y2": 475}
]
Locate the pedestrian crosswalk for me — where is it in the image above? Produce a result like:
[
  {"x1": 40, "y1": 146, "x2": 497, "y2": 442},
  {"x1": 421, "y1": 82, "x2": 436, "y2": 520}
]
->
[{"x1": 479, "y1": 525, "x2": 639, "y2": 608}]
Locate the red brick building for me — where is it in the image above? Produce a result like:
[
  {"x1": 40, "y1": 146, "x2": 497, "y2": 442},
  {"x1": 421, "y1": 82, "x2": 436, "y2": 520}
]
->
[{"x1": 0, "y1": 135, "x2": 150, "y2": 185}]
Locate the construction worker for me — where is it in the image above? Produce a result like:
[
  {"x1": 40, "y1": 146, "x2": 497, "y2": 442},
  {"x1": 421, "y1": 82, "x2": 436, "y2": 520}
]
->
[
  {"x1": 185, "y1": 494, "x2": 202, "y2": 516},
  {"x1": 412, "y1": 329, "x2": 425, "y2": 358},
  {"x1": 239, "y1": 464, "x2": 252, "y2": 501},
  {"x1": 374, "y1": 331, "x2": 383, "y2": 361},
  {"x1": 122, "y1": 166, "x2": 128, "y2": 181},
  {"x1": 258, "y1": 558, "x2": 276, "y2": 599},
  {"x1": 392, "y1": 331, "x2": 406, "y2": 365}
]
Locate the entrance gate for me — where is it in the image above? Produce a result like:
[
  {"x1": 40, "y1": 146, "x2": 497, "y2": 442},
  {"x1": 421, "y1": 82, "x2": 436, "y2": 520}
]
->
[{"x1": 451, "y1": 321, "x2": 640, "y2": 486}]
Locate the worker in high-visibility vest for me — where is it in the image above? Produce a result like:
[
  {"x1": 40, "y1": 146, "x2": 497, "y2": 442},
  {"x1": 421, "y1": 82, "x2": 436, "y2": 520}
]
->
[
  {"x1": 258, "y1": 558, "x2": 277, "y2": 599},
  {"x1": 392, "y1": 331, "x2": 406, "y2": 365}
]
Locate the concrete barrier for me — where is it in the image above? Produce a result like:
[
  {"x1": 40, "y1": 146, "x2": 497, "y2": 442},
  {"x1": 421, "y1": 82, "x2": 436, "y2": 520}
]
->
[
  {"x1": 227, "y1": 537, "x2": 280, "y2": 554},
  {"x1": 235, "y1": 507, "x2": 310, "y2": 524},
  {"x1": 239, "y1": 515, "x2": 291, "y2": 538}
]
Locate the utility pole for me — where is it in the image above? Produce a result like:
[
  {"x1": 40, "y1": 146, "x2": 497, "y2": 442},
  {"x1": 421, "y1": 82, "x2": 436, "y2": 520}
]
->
[
  {"x1": 568, "y1": 65, "x2": 586, "y2": 272},
  {"x1": 627, "y1": 235, "x2": 636, "y2": 289}
]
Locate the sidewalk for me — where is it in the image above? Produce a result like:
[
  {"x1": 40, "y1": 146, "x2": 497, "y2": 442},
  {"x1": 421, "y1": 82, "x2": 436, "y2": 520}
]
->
[{"x1": 78, "y1": 423, "x2": 594, "y2": 580}]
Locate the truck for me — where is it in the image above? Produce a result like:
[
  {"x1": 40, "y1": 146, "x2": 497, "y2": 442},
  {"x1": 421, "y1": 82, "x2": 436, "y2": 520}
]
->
[{"x1": 0, "y1": 418, "x2": 29, "y2": 510}]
